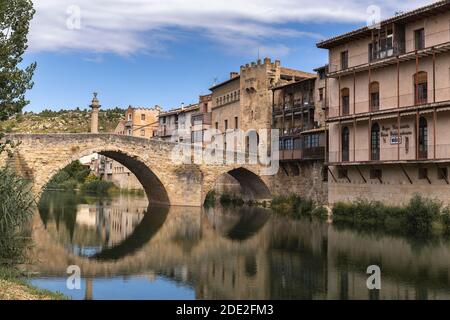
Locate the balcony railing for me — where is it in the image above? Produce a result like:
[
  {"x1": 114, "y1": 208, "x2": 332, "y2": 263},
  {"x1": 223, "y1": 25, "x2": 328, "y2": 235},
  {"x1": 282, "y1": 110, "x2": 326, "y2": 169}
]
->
[
  {"x1": 278, "y1": 146, "x2": 325, "y2": 161},
  {"x1": 273, "y1": 101, "x2": 314, "y2": 116},
  {"x1": 303, "y1": 147, "x2": 325, "y2": 160},
  {"x1": 326, "y1": 144, "x2": 450, "y2": 164}
]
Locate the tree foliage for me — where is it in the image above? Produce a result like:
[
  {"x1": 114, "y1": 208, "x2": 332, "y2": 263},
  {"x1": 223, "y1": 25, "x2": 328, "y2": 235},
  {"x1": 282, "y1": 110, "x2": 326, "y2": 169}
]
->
[{"x1": 0, "y1": 0, "x2": 36, "y2": 121}]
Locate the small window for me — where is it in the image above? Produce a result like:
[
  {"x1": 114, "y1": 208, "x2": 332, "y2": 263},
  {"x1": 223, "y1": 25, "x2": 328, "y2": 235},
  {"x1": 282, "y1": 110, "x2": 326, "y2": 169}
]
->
[
  {"x1": 341, "y1": 88, "x2": 350, "y2": 115},
  {"x1": 415, "y1": 28, "x2": 425, "y2": 50},
  {"x1": 234, "y1": 117, "x2": 238, "y2": 129},
  {"x1": 140, "y1": 129, "x2": 145, "y2": 136},
  {"x1": 341, "y1": 50, "x2": 348, "y2": 69},
  {"x1": 370, "y1": 169, "x2": 382, "y2": 180},
  {"x1": 215, "y1": 122, "x2": 218, "y2": 130},
  {"x1": 322, "y1": 167, "x2": 328, "y2": 182},
  {"x1": 128, "y1": 114, "x2": 132, "y2": 121},
  {"x1": 418, "y1": 168, "x2": 428, "y2": 180},
  {"x1": 370, "y1": 82, "x2": 380, "y2": 111},
  {"x1": 224, "y1": 120, "x2": 228, "y2": 130},
  {"x1": 141, "y1": 114, "x2": 146, "y2": 121},
  {"x1": 338, "y1": 168, "x2": 348, "y2": 179},
  {"x1": 319, "y1": 88, "x2": 324, "y2": 101},
  {"x1": 438, "y1": 167, "x2": 448, "y2": 180}
]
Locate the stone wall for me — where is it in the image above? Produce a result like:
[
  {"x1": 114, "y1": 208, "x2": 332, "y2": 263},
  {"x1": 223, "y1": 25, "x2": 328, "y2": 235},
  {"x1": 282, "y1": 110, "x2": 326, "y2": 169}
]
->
[
  {"x1": 329, "y1": 163, "x2": 450, "y2": 205},
  {"x1": 1, "y1": 134, "x2": 276, "y2": 207},
  {"x1": 263, "y1": 160, "x2": 328, "y2": 204}
]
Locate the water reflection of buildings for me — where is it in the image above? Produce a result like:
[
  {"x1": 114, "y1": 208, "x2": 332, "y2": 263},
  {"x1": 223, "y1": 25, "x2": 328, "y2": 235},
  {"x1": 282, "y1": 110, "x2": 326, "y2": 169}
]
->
[
  {"x1": 39, "y1": 193, "x2": 148, "y2": 256},
  {"x1": 33, "y1": 196, "x2": 450, "y2": 300},
  {"x1": 76, "y1": 205, "x2": 145, "y2": 248}
]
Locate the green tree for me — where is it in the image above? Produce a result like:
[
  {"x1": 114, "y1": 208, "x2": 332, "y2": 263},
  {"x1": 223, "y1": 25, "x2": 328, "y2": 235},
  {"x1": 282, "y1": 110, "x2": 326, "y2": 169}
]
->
[{"x1": 0, "y1": 0, "x2": 36, "y2": 153}]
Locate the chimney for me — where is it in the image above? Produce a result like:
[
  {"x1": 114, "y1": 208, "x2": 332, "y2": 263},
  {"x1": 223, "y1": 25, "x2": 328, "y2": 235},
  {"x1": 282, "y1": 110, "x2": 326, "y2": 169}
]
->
[
  {"x1": 230, "y1": 72, "x2": 239, "y2": 79},
  {"x1": 181, "y1": 102, "x2": 185, "y2": 110}
]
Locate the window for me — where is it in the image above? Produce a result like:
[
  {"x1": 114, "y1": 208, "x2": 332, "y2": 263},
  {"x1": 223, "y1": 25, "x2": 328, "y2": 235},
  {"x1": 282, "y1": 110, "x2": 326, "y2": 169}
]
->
[
  {"x1": 370, "y1": 82, "x2": 380, "y2": 111},
  {"x1": 224, "y1": 119, "x2": 228, "y2": 130},
  {"x1": 322, "y1": 167, "x2": 328, "y2": 182},
  {"x1": 418, "y1": 168, "x2": 428, "y2": 180},
  {"x1": 341, "y1": 88, "x2": 350, "y2": 115},
  {"x1": 419, "y1": 116, "x2": 428, "y2": 159},
  {"x1": 369, "y1": 29, "x2": 394, "y2": 61},
  {"x1": 162, "y1": 117, "x2": 166, "y2": 124},
  {"x1": 371, "y1": 123, "x2": 380, "y2": 161},
  {"x1": 319, "y1": 88, "x2": 324, "y2": 101},
  {"x1": 370, "y1": 169, "x2": 382, "y2": 180},
  {"x1": 141, "y1": 114, "x2": 146, "y2": 121},
  {"x1": 303, "y1": 134, "x2": 320, "y2": 149},
  {"x1": 127, "y1": 129, "x2": 132, "y2": 136},
  {"x1": 294, "y1": 138, "x2": 302, "y2": 150},
  {"x1": 283, "y1": 138, "x2": 293, "y2": 150},
  {"x1": 128, "y1": 113, "x2": 132, "y2": 121},
  {"x1": 342, "y1": 127, "x2": 350, "y2": 162},
  {"x1": 140, "y1": 129, "x2": 145, "y2": 136},
  {"x1": 234, "y1": 117, "x2": 238, "y2": 129},
  {"x1": 414, "y1": 71, "x2": 428, "y2": 105},
  {"x1": 215, "y1": 122, "x2": 218, "y2": 130},
  {"x1": 415, "y1": 28, "x2": 425, "y2": 50},
  {"x1": 338, "y1": 168, "x2": 348, "y2": 179},
  {"x1": 341, "y1": 50, "x2": 348, "y2": 69},
  {"x1": 438, "y1": 167, "x2": 448, "y2": 180}
]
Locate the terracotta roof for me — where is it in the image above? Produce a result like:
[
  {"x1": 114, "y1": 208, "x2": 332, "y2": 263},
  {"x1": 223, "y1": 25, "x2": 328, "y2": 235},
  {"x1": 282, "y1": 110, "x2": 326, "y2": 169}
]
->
[
  {"x1": 209, "y1": 75, "x2": 240, "y2": 91},
  {"x1": 271, "y1": 76, "x2": 317, "y2": 91},
  {"x1": 317, "y1": 0, "x2": 450, "y2": 49},
  {"x1": 159, "y1": 104, "x2": 199, "y2": 116}
]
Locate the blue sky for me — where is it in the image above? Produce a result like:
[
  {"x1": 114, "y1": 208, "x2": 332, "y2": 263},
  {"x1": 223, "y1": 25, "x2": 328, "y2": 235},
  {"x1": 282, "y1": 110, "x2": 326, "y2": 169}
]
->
[{"x1": 23, "y1": 0, "x2": 434, "y2": 112}]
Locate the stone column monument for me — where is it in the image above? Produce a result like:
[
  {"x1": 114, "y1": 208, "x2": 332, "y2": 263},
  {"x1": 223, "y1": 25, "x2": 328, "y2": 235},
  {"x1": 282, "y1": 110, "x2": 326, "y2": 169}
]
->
[{"x1": 90, "y1": 92, "x2": 101, "y2": 133}]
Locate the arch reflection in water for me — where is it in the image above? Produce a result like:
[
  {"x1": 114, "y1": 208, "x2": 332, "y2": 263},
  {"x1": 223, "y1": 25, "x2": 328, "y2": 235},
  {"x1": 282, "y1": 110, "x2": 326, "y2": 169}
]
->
[
  {"x1": 204, "y1": 206, "x2": 271, "y2": 241},
  {"x1": 38, "y1": 191, "x2": 168, "y2": 259},
  {"x1": 32, "y1": 192, "x2": 450, "y2": 300}
]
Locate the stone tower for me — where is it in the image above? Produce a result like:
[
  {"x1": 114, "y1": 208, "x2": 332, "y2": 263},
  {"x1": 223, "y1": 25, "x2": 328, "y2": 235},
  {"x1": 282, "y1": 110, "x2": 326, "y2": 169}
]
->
[{"x1": 90, "y1": 92, "x2": 101, "y2": 133}]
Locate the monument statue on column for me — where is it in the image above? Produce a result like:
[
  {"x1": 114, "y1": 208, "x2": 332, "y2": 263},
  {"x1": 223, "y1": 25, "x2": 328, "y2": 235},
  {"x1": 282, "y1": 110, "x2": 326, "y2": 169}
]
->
[{"x1": 90, "y1": 92, "x2": 101, "y2": 133}]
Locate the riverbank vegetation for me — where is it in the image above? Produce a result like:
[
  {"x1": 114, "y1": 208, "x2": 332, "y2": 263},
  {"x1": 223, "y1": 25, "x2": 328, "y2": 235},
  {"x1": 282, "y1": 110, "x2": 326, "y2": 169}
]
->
[
  {"x1": 46, "y1": 160, "x2": 142, "y2": 196},
  {"x1": 332, "y1": 194, "x2": 450, "y2": 236},
  {"x1": 271, "y1": 195, "x2": 328, "y2": 219}
]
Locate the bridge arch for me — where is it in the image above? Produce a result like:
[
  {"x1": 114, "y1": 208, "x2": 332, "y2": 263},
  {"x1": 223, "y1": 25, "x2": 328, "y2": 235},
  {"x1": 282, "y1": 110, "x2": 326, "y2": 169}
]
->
[
  {"x1": 41, "y1": 148, "x2": 170, "y2": 205},
  {"x1": 204, "y1": 167, "x2": 271, "y2": 204}
]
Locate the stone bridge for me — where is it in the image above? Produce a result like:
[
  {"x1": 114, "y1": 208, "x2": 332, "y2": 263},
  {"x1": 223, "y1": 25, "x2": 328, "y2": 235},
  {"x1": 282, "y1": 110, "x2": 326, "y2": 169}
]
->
[{"x1": 0, "y1": 134, "x2": 274, "y2": 206}]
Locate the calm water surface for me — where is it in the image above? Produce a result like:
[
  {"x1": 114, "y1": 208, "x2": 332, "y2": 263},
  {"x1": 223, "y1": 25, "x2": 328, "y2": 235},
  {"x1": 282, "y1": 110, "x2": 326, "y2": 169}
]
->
[{"x1": 27, "y1": 191, "x2": 450, "y2": 300}]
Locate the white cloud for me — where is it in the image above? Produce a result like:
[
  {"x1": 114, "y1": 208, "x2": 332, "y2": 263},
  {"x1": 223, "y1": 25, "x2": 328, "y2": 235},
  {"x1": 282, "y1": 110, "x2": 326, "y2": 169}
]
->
[{"x1": 29, "y1": 0, "x2": 435, "y2": 56}]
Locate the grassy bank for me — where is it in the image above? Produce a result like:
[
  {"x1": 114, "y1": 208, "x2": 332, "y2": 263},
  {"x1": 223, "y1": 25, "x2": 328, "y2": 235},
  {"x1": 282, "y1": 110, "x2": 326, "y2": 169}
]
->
[
  {"x1": 332, "y1": 194, "x2": 450, "y2": 236},
  {"x1": 271, "y1": 195, "x2": 328, "y2": 219},
  {"x1": 204, "y1": 191, "x2": 270, "y2": 207},
  {"x1": 0, "y1": 269, "x2": 67, "y2": 300}
]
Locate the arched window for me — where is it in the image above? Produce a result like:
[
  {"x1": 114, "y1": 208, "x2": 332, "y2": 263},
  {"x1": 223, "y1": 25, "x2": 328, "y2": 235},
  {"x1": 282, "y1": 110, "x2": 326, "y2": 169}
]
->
[
  {"x1": 371, "y1": 123, "x2": 380, "y2": 161},
  {"x1": 414, "y1": 71, "x2": 428, "y2": 105},
  {"x1": 419, "y1": 116, "x2": 428, "y2": 159},
  {"x1": 341, "y1": 88, "x2": 350, "y2": 115},
  {"x1": 342, "y1": 126, "x2": 350, "y2": 162},
  {"x1": 370, "y1": 82, "x2": 380, "y2": 111}
]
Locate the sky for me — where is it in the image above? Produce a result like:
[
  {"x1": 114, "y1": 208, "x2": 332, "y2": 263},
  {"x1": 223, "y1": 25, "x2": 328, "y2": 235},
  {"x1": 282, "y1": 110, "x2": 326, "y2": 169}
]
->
[{"x1": 22, "y1": 0, "x2": 435, "y2": 112}]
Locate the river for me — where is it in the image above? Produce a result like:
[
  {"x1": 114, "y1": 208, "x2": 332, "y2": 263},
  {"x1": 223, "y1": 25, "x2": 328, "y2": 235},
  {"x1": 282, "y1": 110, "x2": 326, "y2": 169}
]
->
[{"x1": 24, "y1": 191, "x2": 450, "y2": 300}]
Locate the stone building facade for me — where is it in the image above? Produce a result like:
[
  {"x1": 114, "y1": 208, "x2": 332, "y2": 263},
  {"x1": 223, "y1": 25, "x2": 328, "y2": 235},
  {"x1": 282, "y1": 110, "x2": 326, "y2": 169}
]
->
[
  {"x1": 317, "y1": 1, "x2": 450, "y2": 205},
  {"x1": 112, "y1": 106, "x2": 161, "y2": 191},
  {"x1": 115, "y1": 106, "x2": 160, "y2": 138},
  {"x1": 157, "y1": 103, "x2": 200, "y2": 142},
  {"x1": 207, "y1": 58, "x2": 328, "y2": 203}
]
